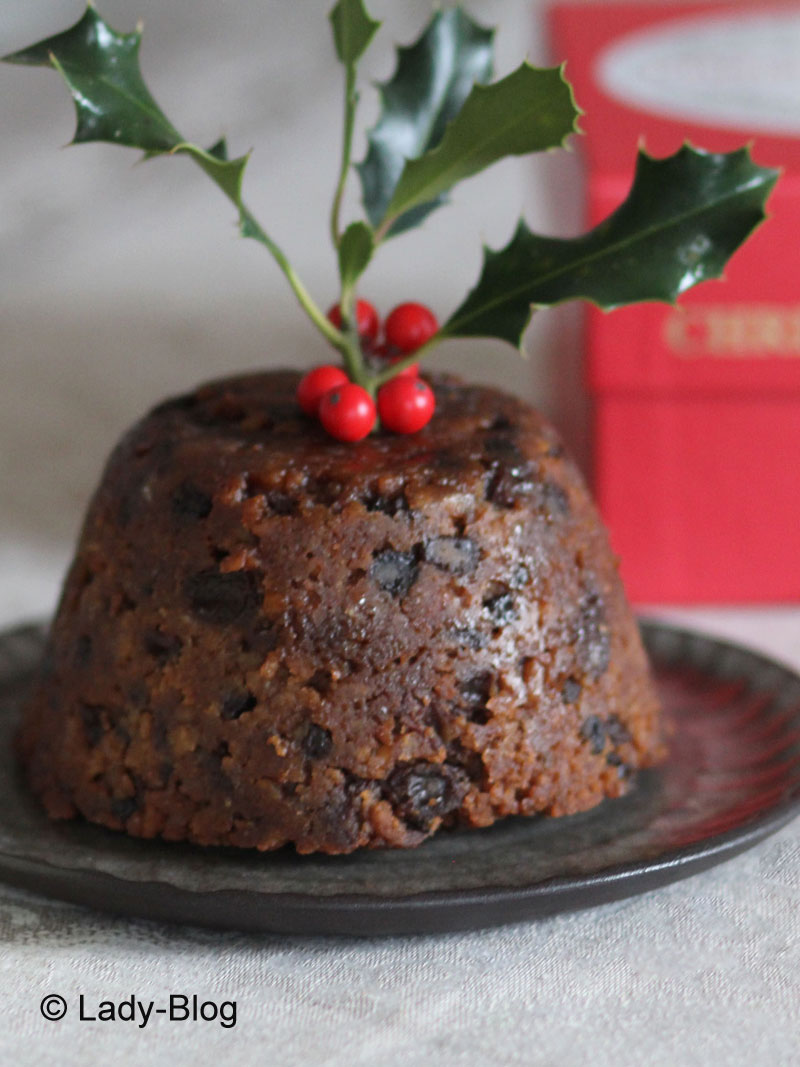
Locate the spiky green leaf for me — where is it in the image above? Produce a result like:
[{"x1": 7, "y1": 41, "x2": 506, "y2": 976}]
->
[
  {"x1": 338, "y1": 221, "x2": 374, "y2": 290},
  {"x1": 443, "y1": 145, "x2": 780, "y2": 346},
  {"x1": 3, "y1": 7, "x2": 250, "y2": 219},
  {"x1": 329, "y1": 0, "x2": 380, "y2": 66},
  {"x1": 4, "y1": 7, "x2": 180, "y2": 151},
  {"x1": 357, "y1": 8, "x2": 494, "y2": 236},
  {"x1": 383, "y1": 64, "x2": 579, "y2": 230}
]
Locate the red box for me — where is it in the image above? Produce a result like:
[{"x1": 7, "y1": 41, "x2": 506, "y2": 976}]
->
[{"x1": 549, "y1": 2, "x2": 800, "y2": 603}]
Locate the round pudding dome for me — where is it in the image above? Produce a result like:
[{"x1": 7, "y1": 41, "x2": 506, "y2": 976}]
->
[{"x1": 18, "y1": 370, "x2": 664, "y2": 853}]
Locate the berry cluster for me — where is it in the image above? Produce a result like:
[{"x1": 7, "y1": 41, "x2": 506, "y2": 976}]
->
[{"x1": 296, "y1": 300, "x2": 438, "y2": 441}]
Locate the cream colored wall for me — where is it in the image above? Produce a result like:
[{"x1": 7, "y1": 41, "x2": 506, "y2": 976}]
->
[{"x1": 0, "y1": 1, "x2": 587, "y2": 586}]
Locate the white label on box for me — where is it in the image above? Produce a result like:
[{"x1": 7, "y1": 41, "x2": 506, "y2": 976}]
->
[{"x1": 596, "y1": 11, "x2": 800, "y2": 135}]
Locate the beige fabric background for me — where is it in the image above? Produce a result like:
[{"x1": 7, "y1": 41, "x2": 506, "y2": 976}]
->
[{"x1": 1, "y1": 2, "x2": 799, "y2": 1063}]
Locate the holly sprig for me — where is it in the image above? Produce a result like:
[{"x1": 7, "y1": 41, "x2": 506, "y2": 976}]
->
[{"x1": 4, "y1": 1, "x2": 779, "y2": 409}]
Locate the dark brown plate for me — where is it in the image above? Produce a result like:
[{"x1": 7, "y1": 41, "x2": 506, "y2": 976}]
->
[{"x1": 1, "y1": 621, "x2": 799, "y2": 937}]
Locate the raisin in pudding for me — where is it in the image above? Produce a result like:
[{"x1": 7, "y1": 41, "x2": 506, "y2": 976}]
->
[{"x1": 18, "y1": 370, "x2": 664, "y2": 853}]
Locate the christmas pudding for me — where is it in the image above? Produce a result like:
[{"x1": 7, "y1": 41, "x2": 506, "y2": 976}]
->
[
  {"x1": 18, "y1": 370, "x2": 664, "y2": 852},
  {"x1": 6, "y1": 5, "x2": 775, "y2": 852}
]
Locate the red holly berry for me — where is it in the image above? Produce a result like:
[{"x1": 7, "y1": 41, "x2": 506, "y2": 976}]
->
[
  {"x1": 383, "y1": 302, "x2": 439, "y2": 354},
  {"x1": 319, "y1": 383, "x2": 376, "y2": 442},
  {"x1": 296, "y1": 364, "x2": 349, "y2": 416},
  {"x1": 377, "y1": 376, "x2": 435, "y2": 435},
  {"x1": 327, "y1": 299, "x2": 380, "y2": 343}
]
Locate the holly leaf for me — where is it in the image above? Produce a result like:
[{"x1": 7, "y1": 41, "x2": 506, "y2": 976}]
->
[
  {"x1": 3, "y1": 7, "x2": 249, "y2": 212},
  {"x1": 443, "y1": 145, "x2": 780, "y2": 346},
  {"x1": 357, "y1": 8, "x2": 494, "y2": 236},
  {"x1": 329, "y1": 0, "x2": 380, "y2": 67},
  {"x1": 206, "y1": 137, "x2": 230, "y2": 161},
  {"x1": 4, "y1": 7, "x2": 180, "y2": 151},
  {"x1": 382, "y1": 63, "x2": 579, "y2": 233},
  {"x1": 338, "y1": 221, "x2": 374, "y2": 289}
]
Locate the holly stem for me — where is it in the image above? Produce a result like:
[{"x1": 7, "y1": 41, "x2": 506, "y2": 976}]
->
[
  {"x1": 238, "y1": 204, "x2": 345, "y2": 352},
  {"x1": 235, "y1": 199, "x2": 439, "y2": 398},
  {"x1": 331, "y1": 62, "x2": 358, "y2": 248},
  {"x1": 329, "y1": 51, "x2": 372, "y2": 390},
  {"x1": 341, "y1": 330, "x2": 372, "y2": 393},
  {"x1": 336, "y1": 287, "x2": 374, "y2": 393},
  {"x1": 240, "y1": 196, "x2": 372, "y2": 393}
]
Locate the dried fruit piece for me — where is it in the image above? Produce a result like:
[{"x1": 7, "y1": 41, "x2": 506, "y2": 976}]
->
[
  {"x1": 385, "y1": 762, "x2": 464, "y2": 831},
  {"x1": 575, "y1": 588, "x2": 611, "y2": 679},
  {"x1": 185, "y1": 570, "x2": 260, "y2": 625},
  {"x1": 220, "y1": 690, "x2": 257, "y2": 721},
  {"x1": 172, "y1": 480, "x2": 213, "y2": 519},
  {"x1": 303, "y1": 723, "x2": 333, "y2": 759},
  {"x1": 370, "y1": 549, "x2": 419, "y2": 598},
  {"x1": 424, "y1": 536, "x2": 479, "y2": 576},
  {"x1": 580, "y1": 715, "x2": 606, "y2": 755}
]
